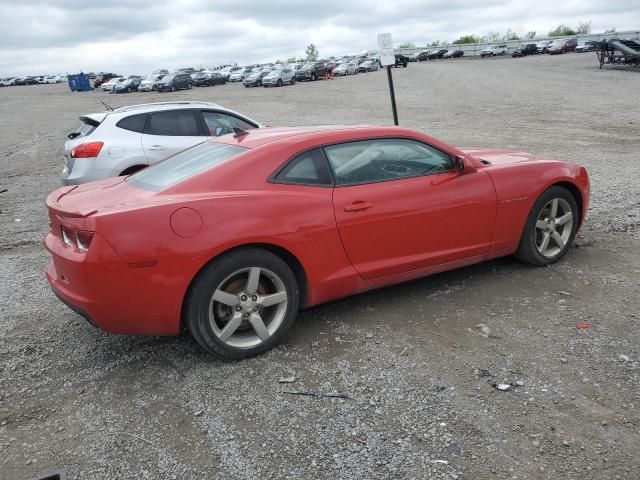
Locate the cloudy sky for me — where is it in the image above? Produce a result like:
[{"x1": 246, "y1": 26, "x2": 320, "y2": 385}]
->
[{"x1": 0, "y1": 0, "x2": 637, "y2": 75}]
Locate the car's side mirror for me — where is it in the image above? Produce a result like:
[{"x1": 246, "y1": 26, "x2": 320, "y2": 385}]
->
[{"x1": 454, "y1": 156, "x2": 465, "y2": 173}]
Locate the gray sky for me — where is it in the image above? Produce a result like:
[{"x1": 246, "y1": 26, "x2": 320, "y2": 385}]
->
[{"x1": 0, "y1": 0, "x2": 638, "y2": 75}]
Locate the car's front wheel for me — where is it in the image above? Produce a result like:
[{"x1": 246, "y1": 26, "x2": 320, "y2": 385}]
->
[
  {"x1": 185, "y1": 248, "x2": 300, "y2": 359},
  {"x1": 515, "y1": 186, "x2": 578, "y2": 266}
]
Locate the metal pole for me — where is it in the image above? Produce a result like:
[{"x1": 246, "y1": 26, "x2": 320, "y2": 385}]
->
[{"x1": 386, "y1": 65, "x2": 399, "y2": 126}]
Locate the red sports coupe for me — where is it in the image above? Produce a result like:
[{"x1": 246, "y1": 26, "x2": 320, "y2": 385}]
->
[{"x1": 45, "y1": 126, "x2": 590, "y2": 358}]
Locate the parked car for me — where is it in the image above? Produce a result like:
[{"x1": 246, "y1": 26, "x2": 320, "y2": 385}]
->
[
  {"x1": 139, "y1": 73, "x2": 166, "y2": 91},
  {"x1": 333, "y1": 62, "x2": 358, "y2": 76},
  {"x1": 548, "y1": 38, "x2": 578, "y2": 54},
  {"x1": 443, "y1": 49, "x2": 464, "y2": 58},
  {"x1": 156, "y1": 73, "x2": 193, "y2": 92},
  {"x1": 101, "y1": 77, "x2": 124, "y2": 91},
  {"x1": 295, "y1": 62, "x2": 327, "y2": 81},
  {"x1": 0, "y1": 77, "x2": 17, "y2": 86},
  {"x1": 219, "y1": 66, "x2": 243, "y2": 80},
  {"x1": 113, "y1": 77, "x2": 142, "y2": 93},
  {"x1": 44, "y1": 75, "x2": 63, "y2": 84},
  {"x1": 428, "y1": 49, "x2": 449, "y2": 59},
  {"x1": 575, "y1": 41, "x2": 595, "y2": 53},
  {"x1": 229, "y1": 68, "x2": 251, "y2": 82},
  {"x1": 393, "y1": 54, "x2": 409, "y2": 67},
  {"x1": 536, "y1": 40, "x2": 553, "y2": 54},
  {"x1": 243, "y1": 70, "x2": 271, "y2": 87},
  {"x1": 94, "y1": 73, "x2": 117, "y2": 88},
  {"x1": 261, "y1": 68, "x2": 296, "y2": 87},
  {"x1": 60, "y1": 101, "x2": 264, "y2": 185},
  {"x1": 480, "y1": 44, "x2": 508, "y2": 57},
  {"x1": 358, "y1": 60, "x2": 379, "y2": 72},
  {"x1": 193, "y1": 72, "x2": 226, "y2": 86},
  {"x1": 411, "y1": 51, "x2": 431, "y2": 62},
  {"x1": 16, "y1": 77, "x2": 39, "y2": 85},
  {"x1": 45, "y1": 124, "x2": 590, "y2": 359},
  {"x1": 512, "y1": 43, "x2": 538, "y2": 57}
]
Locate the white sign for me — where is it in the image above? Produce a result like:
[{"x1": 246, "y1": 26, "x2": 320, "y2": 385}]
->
[{"x1": 377, "y1": 33, "x2": 395, "y2": 66}]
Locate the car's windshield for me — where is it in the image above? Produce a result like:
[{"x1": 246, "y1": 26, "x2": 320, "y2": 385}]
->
[
  {"x1": 338, "y1": 63, "x2": 349, "y2": 68},
  {"x1": 127, "y1": 142, "x2": 248, "y2": 191},
  {"x1": 161, "y1": 75, "x2": 175, "y2": 82}
]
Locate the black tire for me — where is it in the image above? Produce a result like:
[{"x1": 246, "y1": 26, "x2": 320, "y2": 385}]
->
[
  {"x1": 515, "y1": 186, "x2": 579, "y2": 266},
  {"x1": 170, "y1": 85, "x2": 175, "y2": 92},
  {"x1": 127, "y1": 87, "x2": 131, "y2": 93},
  {"x1": 290, "y1": 77, "x2": 296, "y2": 85},
  {"x1": 277, "y1": 79, "x2": 282, "y2": 87},
  {"x1": 184, "y1": 248, "x2": 300, "y2": 359}
]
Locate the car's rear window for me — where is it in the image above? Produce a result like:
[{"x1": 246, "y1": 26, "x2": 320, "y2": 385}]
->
[{"x1": 127, "y1": 142, "x2": 247, "y2": 191}]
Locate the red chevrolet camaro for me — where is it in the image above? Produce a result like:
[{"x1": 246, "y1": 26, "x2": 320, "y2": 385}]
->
[{"x1": 45, "y1": 126, "x2": 590, "y2": 358}]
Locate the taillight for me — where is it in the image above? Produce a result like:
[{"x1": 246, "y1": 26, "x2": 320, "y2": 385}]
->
[
  {"x1": 76, "y1": 230, "x2": 94, "y2": 252},
  {"x1": 60, "y1": 226, "x2": 95, "y2": 252},
  {"x1": 70, "y1": 141, "x2": 104, "y2": 158}
]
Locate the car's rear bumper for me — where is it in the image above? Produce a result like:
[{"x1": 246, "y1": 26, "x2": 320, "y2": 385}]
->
[{"x1": 44, "y1": 231, "x2": 208, "y2": 336}]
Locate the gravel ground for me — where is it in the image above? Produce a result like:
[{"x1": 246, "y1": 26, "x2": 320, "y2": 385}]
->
[{"x1": 1, "y1": 53, "x2": 639, "y2": 480}]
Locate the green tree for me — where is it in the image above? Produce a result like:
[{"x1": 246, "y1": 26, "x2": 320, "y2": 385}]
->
[
  {"x1": 576, "y1": 20, "x2": 592, "y2": 34},
  {"x1": 398, "y1": 42, "x2": 415, "y2": 48},
  {"x1": 286, "y1": 56, "x2": 297, "y2": 63},
  {"x1": 305, "y1": 43, "x2": 319, "y2": 61},
  {"x1": 430, "y1": 40, "x2": 441, "y2": 47},
  {"x1": 452, "y1": 34, "x2": 480, "y2": 45},
  {"x1": 548, "y1": 25, "x2": 576, "y2": 37},
  {"x1": 525, "y1": 31, "x2": 536, "y2": 39}
]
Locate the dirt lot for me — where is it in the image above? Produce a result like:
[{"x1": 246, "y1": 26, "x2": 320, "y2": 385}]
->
[{"x1": 1, "y1": 53, "x2": 639, "y2": 480}]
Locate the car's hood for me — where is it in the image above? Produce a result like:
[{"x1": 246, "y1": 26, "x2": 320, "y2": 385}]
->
[{"x1": 461, "y1": 148, "x2": 539, "y2": 165}]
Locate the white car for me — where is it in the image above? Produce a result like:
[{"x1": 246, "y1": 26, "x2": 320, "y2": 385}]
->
[
  {"x1": 139, "y1": 73, "x2": 166, "y2": 91},
  {"x1": 0, "y1": 77, "x2": 17, "y2": 86},
  {"x1": 101, "y1": 77, "x2": 124, "y2": 91},
  {"x1": 480, "y1": 44, "x2": 508, "y2": 57},
  {"x1": 44, "y1": 76, "x2": 63, "y2": 84},
  {"x1": 61, "y1": 101, "x2": 264, "y2": 185}
]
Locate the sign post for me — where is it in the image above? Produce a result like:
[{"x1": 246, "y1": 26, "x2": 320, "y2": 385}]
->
[{"x1": 377, "y1": 32, "x2": 399, "y2": 126}]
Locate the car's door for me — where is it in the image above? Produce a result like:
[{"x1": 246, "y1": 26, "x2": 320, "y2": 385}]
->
[
  {"x1": 141, "y1": 109, "x2": 205, "y2": 165},
  {"x1": 328, "y1": 138, "x2": 497, "y2": 280}
]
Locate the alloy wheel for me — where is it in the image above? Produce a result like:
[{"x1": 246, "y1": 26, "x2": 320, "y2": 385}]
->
[
  {"x1": 534, "y1": 198, "x2": 573, "y2": 258},
  {"x1": 208, "y1": 267, "x2": 288, "y2": 349}
]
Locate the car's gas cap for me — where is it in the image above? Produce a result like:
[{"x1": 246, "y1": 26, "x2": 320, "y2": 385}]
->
[{"x1": 170, "y1": 207, "x2": 202, "y2": 238}]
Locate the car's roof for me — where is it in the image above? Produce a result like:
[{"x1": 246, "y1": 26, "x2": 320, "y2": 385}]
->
[
  {"x1": 211, "y1": 125, "x2": 422, "y2": 149},
  {"x1": 112, "y1": 101, "x2": 225, "y2": 114}
]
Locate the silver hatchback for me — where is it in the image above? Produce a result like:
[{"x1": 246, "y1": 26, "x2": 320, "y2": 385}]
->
[
  {"x1": 261, "y1": 68, "x2": 296, "y2": 87},
  {"x1": 62, "y1": 101, "x2": 263, "y2": 185}
]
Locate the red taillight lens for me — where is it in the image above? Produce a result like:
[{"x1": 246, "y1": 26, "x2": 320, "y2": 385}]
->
[
  {"x1": 70, "y1": 141, "x2": 104, "y2": 158},
  {"x1": 60, "y1": 226, "x2": 95, "y2": 252}
]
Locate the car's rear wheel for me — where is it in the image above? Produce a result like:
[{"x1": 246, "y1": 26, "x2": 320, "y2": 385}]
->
[
  {"x1": 277, "y1": 79, "x2": 282, "y2": 87},
  {"x1": 515, "y1": 186, "x2": 578, "y2": 266},
  {"x1": 185, "y1": 248, "x2": 300, "y2": 359}
]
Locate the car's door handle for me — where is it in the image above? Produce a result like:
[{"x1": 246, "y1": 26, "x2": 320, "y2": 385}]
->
[
  {"x1": 344, "y1": 201, "x2": 373, "y2": 212},
  {"x1": 147, "y1": 145, "x2": 164, "y2": 151}
]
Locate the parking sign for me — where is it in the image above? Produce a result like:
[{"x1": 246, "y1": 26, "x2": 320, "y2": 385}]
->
[{"x1": 377, "y1": 33, "x2": 395, "y2": 66}]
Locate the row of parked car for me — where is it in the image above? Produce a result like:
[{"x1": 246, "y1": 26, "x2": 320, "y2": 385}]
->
[
  {"x1": 0, "y1": 75, "x2": 66, "y2": 86},
  {"x1": 94, "y1": 56, "x2": 393, "y2": 94}
]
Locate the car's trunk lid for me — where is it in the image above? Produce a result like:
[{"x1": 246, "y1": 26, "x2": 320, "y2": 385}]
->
[{"x1": 47, "y1": 177, "x2": 155, "y2": 220}]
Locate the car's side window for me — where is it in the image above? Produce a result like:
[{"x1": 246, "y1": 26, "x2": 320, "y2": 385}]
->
[
  {"x1": 147, "y1": 110, "x2": 201, "y2": 136},
  {"x1": 201, "y1": 111, "x2": 256, "y2": 136},
  {"x1": 273, "y1": 148, "x2": 333, "y2": 186},
  {"x1": 324, "y1": 138, "x2": 454, "y2": 186},
  {"x1": 117, "y1": 113, "x2": 147, "y2": 133}
]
